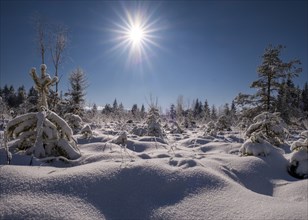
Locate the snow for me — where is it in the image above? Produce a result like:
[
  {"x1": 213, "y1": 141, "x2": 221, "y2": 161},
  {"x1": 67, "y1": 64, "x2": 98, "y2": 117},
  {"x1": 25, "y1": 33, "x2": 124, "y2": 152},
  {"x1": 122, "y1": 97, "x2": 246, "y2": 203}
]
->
[
  {"x1": 289, "y1": 130, "x2": 308, "y2": 178},
  {"x1": 239, "y1": 136, "x2": 272, "y2": 156},
  {"x1": 0, "y1": 123, "x2": 307, "y2": 219}
]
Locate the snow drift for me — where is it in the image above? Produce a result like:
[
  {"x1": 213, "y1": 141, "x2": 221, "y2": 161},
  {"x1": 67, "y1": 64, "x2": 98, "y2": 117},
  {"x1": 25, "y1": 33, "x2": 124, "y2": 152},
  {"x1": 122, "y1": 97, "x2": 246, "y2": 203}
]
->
[{"x1": 0, "y1": 126, "x2": 307, "y2": 220}]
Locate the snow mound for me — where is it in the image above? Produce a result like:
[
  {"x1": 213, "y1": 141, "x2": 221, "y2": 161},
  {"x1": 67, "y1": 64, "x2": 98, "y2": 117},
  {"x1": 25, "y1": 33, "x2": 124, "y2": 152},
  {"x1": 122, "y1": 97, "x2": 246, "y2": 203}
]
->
[{"x1": 1, "y1": 126, "x2": 307, "y2": 219}]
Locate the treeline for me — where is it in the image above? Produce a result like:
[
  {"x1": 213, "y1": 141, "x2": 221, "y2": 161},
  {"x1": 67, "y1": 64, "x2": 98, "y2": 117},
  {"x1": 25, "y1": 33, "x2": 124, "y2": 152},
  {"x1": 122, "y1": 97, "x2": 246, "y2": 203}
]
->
[
  {"x1": 0, "y1": 85, "x2": 38, "y2": 115},
  {"x1": 1, "y1": 44, "x2": 307, "y2": 130}
]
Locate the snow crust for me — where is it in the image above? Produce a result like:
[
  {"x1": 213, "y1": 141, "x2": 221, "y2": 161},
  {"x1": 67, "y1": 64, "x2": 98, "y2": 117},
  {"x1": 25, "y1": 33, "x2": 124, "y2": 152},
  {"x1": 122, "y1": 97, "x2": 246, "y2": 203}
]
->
[{"x1": 0, "y1": 124, "x2": 307, "y2": 220}]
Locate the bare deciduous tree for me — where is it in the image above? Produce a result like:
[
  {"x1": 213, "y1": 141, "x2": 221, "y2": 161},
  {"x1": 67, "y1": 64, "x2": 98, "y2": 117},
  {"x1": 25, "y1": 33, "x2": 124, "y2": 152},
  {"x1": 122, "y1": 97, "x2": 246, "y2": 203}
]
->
[
  {"x1": 50, "y1": 24, "x2": 68, "y2": 93},
  {"x1": 32, "y1": 14, "x2": 69, "y2": 94},
  {"x1": 32, "y1": 13, "x2": 47, "y2": 64}
]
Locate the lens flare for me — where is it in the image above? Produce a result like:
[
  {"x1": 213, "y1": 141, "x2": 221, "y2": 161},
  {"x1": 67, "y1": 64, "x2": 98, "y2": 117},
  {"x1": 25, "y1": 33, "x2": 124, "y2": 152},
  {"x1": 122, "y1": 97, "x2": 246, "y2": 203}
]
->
[{"x1": 108, "y1": 4, "x2": 163, "y2": 67}]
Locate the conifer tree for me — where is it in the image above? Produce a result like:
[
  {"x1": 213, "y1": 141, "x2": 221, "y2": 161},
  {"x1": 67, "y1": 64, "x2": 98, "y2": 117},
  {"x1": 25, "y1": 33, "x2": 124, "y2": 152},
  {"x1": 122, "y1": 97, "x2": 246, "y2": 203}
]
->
[
  {"x1": 204, "y1": 100, "x2": 211, "y2": 121},
  {"x1": 112, "y1": 99, "x2": 118, "y2": 112},
  {"x1": 211, "y1": 105, "x2": 217, "y2": 120},
  {"x1": 140, "y1": 104, "x2": 145, "y2": 119},
  {"x1": 27, "y1": 86, "x2": 39, "y2": 107},
  {"x1": 92, "y1": 103, "x2": 98, "y2": 116},
  {"x1": 301, "y1": 82, "x2": 308, "y2": 113},
  {"x1": 251, "y1": 45, "x2": 301, "y2": 112},
  {"x1": 170, "y1": 104, "x2": 176, "y2": 120},
  {"x1": 102, "y1": 104, "x2": 112, "y2": 115},
  {"x1": 16, "y1": 86, "x2": 27, "y2": 107},
  {"x1": 66, "y1": 68, "x2": 87, "y2": 116},
  {"x1": 131, "y1": 104, "x2": 139, "y2": 119}
]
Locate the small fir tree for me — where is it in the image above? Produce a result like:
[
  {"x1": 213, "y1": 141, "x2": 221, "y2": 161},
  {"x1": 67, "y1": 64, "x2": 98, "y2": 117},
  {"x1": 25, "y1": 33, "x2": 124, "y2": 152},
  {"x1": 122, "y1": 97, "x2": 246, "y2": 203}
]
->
[
  {"x1": 146, "y1": 106, "x2": 163, "y2": 137},
  {"x1": 66, "y1": 68, "x2": 87, "y2": 116},
  {"x1": 244, "y1": 111, "x2": 288, "y2": 146},
  {"x1": 5, "y1": 64, "x2": 81, "y2": 160}
]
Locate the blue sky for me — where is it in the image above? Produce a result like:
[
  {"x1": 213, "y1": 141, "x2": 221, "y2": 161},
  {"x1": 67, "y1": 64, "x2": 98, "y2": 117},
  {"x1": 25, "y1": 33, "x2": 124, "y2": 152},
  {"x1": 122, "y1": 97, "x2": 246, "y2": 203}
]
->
[{"x1": 1, "y1": 0, "x2": 307, "y2": 110}]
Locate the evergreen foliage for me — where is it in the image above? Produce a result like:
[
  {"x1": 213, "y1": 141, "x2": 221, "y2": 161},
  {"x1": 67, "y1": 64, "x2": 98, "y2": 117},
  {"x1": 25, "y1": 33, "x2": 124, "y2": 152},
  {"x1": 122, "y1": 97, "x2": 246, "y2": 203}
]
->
[
  {"x1": 245, "y1": 112, "x2": 288, "y2": 146},
  {"x1": 169, "y1": 104, "x2": 176, "y2": 120},
  {"x1": 234, "y1": 45, "x2": 303, "y2": 125},
  {"x1": 65, "y1": 68, "x2": 87, "y2": 116},
  {"x1": 146, "y1": 105, "x2": 164, "y2": 137},
  {"x1": 5, "y1": 64, "x2": 81, "y2": 160},
  {"x1": 251, "y1": 45, "x2": 301, "y2": 112}
]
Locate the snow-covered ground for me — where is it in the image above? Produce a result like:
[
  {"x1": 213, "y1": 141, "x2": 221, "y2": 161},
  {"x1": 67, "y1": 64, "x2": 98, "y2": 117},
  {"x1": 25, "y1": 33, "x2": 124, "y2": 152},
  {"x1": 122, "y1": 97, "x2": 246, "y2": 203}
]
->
[{"x1": 0, "y1": 122, "x2": 307, "y2": 220}]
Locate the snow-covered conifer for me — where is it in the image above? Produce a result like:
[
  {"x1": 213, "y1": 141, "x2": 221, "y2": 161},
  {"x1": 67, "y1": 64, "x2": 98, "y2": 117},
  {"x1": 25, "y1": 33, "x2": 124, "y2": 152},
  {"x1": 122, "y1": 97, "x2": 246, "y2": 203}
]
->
[
  {"x1": 65, "y1": 68, "x2": 87, "y2": 116},
  {"x1": 64, "y1": 113, "x2": 83, "y2": 134},
  {"x1": 146, "y1": 106, "x2": 164, "y2": 137},
  {"x1": 239, "y1": 134, "x2": 272, "y2": 156},
  {"x1": 205, "y1": 121, "x2": 217, "y2": 136},
  {"x1": 30, "y1": 64, "x2": 58, "y2": 109},
  {"x1": 6, "y1": 108, "x2": 80, "y2": 160},
  {"x1": 112, "y1": 131, "x2": 128, "y2": 145},
  {"x1": 5, "y1": 65, "x2": 81, "y2": 160},
  {"x1": 245, "y1": 112, "x2": 288, "y2": 146},
  {"x1": 288, "y1": 131, "x2": 308, "y2": 179},
  {"x1": 80, "y1": 124, "x2": 92, "y2": 138},
  {"x1": 170, "y1": 121, "x2": 183, "y2": 134},
  {"x1": 215, "y1": 115, "x2": 231, "y2": 131}
]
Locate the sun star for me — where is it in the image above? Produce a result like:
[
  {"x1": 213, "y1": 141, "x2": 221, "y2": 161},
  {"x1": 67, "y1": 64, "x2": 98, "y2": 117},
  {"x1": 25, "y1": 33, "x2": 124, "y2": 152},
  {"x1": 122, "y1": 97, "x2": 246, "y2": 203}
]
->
[
  {"x1": 128, "y1": 25, "x2": 144, "y2": 45},
  {"x1": 109, "y1": 5, "x2": 163, "y2": 66}
]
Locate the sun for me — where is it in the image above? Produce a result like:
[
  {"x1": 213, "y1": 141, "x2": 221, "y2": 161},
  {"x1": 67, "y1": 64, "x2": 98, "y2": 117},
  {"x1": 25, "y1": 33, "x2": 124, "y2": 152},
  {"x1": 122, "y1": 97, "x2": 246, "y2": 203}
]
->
[
  {"x1": 109, "y1": 5, "x2": 163, "y2": 66},
  {"x1": 128, "y1": 25, "x2": 144, "y2": 45},
  {"x1": 123, "y1": 15, "x2": 149, "y2": 52}
]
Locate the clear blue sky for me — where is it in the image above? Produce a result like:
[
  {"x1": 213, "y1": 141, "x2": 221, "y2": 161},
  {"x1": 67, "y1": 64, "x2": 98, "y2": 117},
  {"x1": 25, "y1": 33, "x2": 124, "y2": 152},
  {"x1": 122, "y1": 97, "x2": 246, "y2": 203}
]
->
[{"x1": 1, "y1": 0, "x2": 307, "y2": 111}]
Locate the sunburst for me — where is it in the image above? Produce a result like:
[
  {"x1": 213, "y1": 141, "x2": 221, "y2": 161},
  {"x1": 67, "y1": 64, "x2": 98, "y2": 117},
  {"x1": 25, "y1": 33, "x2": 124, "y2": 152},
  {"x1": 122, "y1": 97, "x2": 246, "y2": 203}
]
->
[{"x1": 109, "y1": 5, "x2": 162, "y2": 66}]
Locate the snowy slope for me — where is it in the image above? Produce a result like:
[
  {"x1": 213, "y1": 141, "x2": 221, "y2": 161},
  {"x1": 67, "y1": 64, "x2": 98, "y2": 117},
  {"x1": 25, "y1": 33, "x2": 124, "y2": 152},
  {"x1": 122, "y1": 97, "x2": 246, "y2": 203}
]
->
[{"x1": 0, "y1": 127, "x2": 307, "y2": 220}]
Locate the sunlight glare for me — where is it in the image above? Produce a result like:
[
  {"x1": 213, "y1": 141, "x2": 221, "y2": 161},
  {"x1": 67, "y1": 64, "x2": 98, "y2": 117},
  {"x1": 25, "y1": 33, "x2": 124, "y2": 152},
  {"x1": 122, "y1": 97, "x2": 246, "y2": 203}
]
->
[
  {"x1": 129, "y1": 25, "x2": 144, "y2": 45},
  {"x1": 108, "y1": 5, "x2": 163, "y2": 67}
]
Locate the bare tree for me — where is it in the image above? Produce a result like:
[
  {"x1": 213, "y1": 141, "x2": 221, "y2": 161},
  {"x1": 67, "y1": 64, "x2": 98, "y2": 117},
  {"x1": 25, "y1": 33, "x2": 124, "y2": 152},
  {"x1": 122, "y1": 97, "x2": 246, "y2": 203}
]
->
[
  {"x1": 50, "y1": 24, "x2": 68, "y2": 93},
  {"x1": 32, "y1": 13, "x2": 47, "y2": 64}
]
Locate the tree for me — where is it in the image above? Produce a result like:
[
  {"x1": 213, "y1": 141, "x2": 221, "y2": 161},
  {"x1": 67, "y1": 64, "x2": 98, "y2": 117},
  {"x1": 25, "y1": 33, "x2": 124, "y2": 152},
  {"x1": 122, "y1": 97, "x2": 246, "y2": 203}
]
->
[
  {"x1": 16, "y1": 86, "x2": 27, "y2": 107},
  {"x1": 131, "y1": 104, "x2": 139, "y2": 118},
  {"x1": 301, "y1": 82, "x2": 308, "y2": 113},
  {"x1": 211, "y1": 105, "x2": 217, "y2": 120},
  {"x1": 176, "y1": 95, "x2": 184, "y2": 122},
  {"x1": 223, "y1": 103, "x2": 230, "y2": 117},
  {"x1": 112, "y1": 99, "x2": 118, "y2": 113},
  {"x1": 230, "y1": 100, "x2": 237, "y2": 122},
  {"x1": 6, "y1": 85, "x2": 17, "y2": 109},
  {"x1": 50, "y1": 24, "x2": 68, "y2": 93},
  {"x1": 32, "y1": 13, "x2": 69, "y2": 94},
  {"x1": 102, "y1": 104, "x2": 112, "y2": 115},
  {"x1": 32, "y1": 13, "x2": 47, "y2": 64},
  {"x1": 5, "y1": 64, "x2": 81, "y2": 160},
  {"x1": 92, "y1": 103, "x2": 98, "y2": 115},
  {"x1": 30, "y1": 64, "x2": 58, "y2": 110},
  {"x1": 193, "y1": 98, "x2": 203, "y2": 119},
  {"x1": 244, "y1": 112, "x2": 288, "y2": 146},
  {"x1": 66, "y1": 68, "x2": 87, "y2": 116},
  {"x1": 27, "y1": 86, "x2": 39, "y2": 108},
  {"x1": 203, "y1": 100, "x2": 210, "y2": 121},
  {"x1": 146, "y1": 105, "x2": 163, "y2": 137},
  {"x1": 288, "y1": 131, "x2": 308, "y2": 179},
  {"x1": 240, "y1": 112, "x2": 288, "y2": 157},
  {"x1": 169, "y1": 104, "x2": 176, "y2": 120},
  {"x1": 140, "y1": 104, "x2": 145, "y2": 119},
  {"x1": 251, "y1": 45, "x2": 301, "y2": 112}
]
